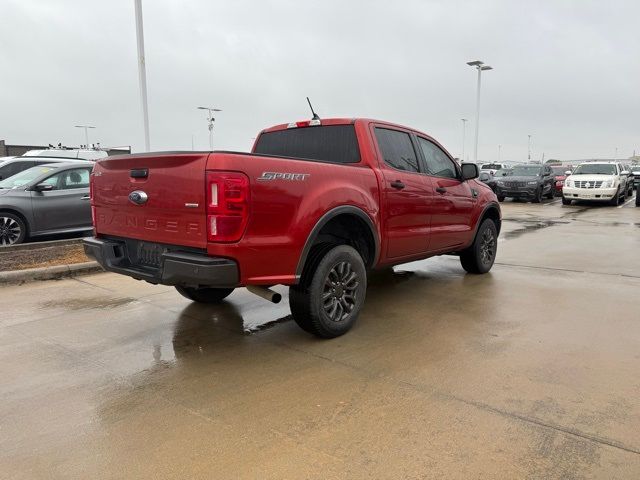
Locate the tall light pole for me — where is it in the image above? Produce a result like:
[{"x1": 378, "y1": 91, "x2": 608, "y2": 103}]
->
[
  {"x1": 461, "y1": 118, "x2": 468, "y2": 162},
  {"x1": 498, "y1": 144, "x2": 502, "y2": 163},
  {"x1": 197, "y1": 107, "x2": 222, "y2": 150},
  {"x1": 528, "y1": 134, "x2": 532, "y2": 162},
  {"x1": 467, "y1": 60, "x2": 493, "y2": 164},
  {"x1": 74, "y1": 125, "x2": 96, "y2": 148},
  {"x1": 134, "y1": 0, "x2": 150, "y2": 151}
]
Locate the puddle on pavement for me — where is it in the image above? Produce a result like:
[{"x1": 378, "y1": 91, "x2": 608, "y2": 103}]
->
[{"x1": 40, "y1": 296, "x2": 137, "y2": 311}]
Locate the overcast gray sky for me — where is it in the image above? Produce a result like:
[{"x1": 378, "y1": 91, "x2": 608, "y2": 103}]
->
[{"x1": 1, "y1": 0, "x2": 638, "y2": 161}]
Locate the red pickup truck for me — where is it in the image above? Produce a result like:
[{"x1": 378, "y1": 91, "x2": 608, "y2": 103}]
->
[{"x1": 84, "y1": 118, "x2": 501, "y2": 338}]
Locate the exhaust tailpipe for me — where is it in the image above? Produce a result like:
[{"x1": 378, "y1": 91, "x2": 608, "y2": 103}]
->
[{"x1": 246, "y1": 285, "x2": 282, "y2": 304}]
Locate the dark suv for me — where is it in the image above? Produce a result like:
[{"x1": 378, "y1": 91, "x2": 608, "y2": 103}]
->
[{"x1": 494, "y1": 164, "x2": 555, "y2": 203}]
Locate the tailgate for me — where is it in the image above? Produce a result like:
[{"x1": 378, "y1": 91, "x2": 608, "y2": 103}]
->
[{"x1": 92, "y1": 152, "x2": 209, "y2": 249}]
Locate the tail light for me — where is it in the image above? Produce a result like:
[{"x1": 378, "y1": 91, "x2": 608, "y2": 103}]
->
[
  {"x1": 206, "y1": 171, "x2": 250, "y2": 242},
  {"x1": 89, "y1": 172, "x2": 96, "y2": 233}
]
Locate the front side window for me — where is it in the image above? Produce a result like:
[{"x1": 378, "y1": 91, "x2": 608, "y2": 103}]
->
[
  {"x1": 417, "y1": 137, "x2": 458, "y2": 179},
  {"x1": 41, "y1": 168, "x2": 91, "y2": 190},
  {"x1": 374, "y1": 128, "x2": 420, "y2": 173}
]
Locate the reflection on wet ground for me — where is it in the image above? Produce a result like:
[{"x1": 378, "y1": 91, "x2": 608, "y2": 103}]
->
[{"x1": 2, "y1": 201, "x2": 640, "y2": 479}]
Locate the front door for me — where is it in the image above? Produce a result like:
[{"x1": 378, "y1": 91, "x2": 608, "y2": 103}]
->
[
  {"x1": 373, "y1": 126, "x2": 433, "y2": 260},
  {"x1": 31, "y1": 167, "x2": 92, "y2": 233},
  {"x1": 416, "y1": 137, "x2": 475, "y2": 251}
]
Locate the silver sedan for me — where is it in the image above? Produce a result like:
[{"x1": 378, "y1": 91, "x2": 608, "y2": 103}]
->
[{"x1": 0, "y1": 162, "x2": 93, "y2": 245}]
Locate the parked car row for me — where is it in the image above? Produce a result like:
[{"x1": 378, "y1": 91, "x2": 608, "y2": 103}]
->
[{"x1": 479, "y1": 161, "x2": 638, "y2": 207}]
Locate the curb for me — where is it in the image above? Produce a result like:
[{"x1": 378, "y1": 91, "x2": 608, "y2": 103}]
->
[
  {"x1": 0, "y1": 237, "x2": 86, "y2": 253},
  {"x1": 0, "y1": 261, "x2": 104, "y2": 285}
]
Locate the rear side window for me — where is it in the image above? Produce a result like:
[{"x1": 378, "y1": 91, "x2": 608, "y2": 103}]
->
[
  {"x1": 254, "y1": 125, "x2": 360, "y2": 164},
  {"x1": 374, "y1": 128, "x2": 420, "y2": 173}
]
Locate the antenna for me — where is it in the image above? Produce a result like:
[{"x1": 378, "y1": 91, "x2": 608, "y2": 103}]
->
[{"x1": 306, "y1": 97, "x2": 320, "y2": 120}]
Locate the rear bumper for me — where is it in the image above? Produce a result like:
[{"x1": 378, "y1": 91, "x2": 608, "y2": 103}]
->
[{"x1": 83, "y1": 237, "x2": 239, "y2": 288}]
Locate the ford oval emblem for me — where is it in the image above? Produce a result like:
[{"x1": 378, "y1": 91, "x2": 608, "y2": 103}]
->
[{"x1": 129, "y1": 190, "x2": 148, "y2": 205}]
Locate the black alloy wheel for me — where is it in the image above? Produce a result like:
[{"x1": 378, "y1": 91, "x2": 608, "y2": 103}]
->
[{"x1": 322, "y1": 261, "x2": 360, "y2": 323}]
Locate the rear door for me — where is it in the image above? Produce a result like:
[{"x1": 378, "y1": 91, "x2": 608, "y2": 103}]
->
[
  {"x1": 92, "y1": 153, "x2": 209, "y2": 248},
  {"x1": 372, "y1": 126, "x2": 433, "y2": 259},
  {"x1": 31, "y1": 166, "x2": 93, "y2": 232},
  {"x1": 416, "y1": 137, "x2": 475, "y2": 251}
]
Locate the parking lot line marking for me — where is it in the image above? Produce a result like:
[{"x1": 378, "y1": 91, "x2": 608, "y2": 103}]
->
[{"x1": 618, "y1": 194, "x2": 636, "y2": 208}]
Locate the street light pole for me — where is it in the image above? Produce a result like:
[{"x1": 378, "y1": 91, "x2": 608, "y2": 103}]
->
[
  {"x1": 74, "y1": 125, "x2": 96, "y2": 148},
  {"x1": 467, "y1": 60, "x2": 493, "y2": 164},
  {"x1": 498, "y1": 144, "x2": 502, "y2": 163},
  {"x1": 528, "y1": 134, "x2": 532, "y2": 162},
  {"x1": 197, "y1": 106, "x2": 222, "y2": 150},
  {"x1": 134, "y1": 0, "x2": 150, "y2": 152},
  {"x1": 461, "y1": 118, "x2": 467, "y2": 162}
]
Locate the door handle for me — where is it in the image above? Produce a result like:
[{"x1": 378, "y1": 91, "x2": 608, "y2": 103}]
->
[
  {"x1": 435, "y1": 187, "x2": 447, "y2": 194},
  {"x1": 390, "y1": 180, "x2": 405, "y2": 190}
]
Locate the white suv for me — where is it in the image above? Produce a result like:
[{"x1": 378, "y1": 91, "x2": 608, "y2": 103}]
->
[{"x1": 562, "y1": 162, "x2": 630, "y2": 205}]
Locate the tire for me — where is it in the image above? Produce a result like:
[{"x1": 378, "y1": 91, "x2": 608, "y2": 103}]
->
[
  {"x1": 175, "y1": 286, "x2": 234, "y2": 303},
  {"x1": 289, "y1": 245, "x2": 366, "y2": 339},
  {"x1": 460, "y1": 219, "x2": 498, "y2": 274},
  {"x1": 532, "y1": 187, "x2": 542, "y2": 203},
  {"x1": 609, "y1": 188, "x2": 621, "y2": 206},
  {"x1": 562, "y1": 196, "x2": 572, "y2": 206},
  {"x1": 0, "y1": 212, "x2": 27, "y2": 246},
  {"x1": 636, "y1": 193, "x2": 640, "y2": 206},
  {"x1": 545, "y1": 185, "x2": 555, "y2": 199},
  {"x1": 497, "y1": 195, "x2": 505, "y2": 202}
]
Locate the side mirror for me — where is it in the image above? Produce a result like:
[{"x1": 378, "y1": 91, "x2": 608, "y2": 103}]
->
[
  {"x1": 461, "y1": 163, "x2": 479, "y2": 180},
  {"x1": 621, "y1": 170, "x2": 630, "y2": 175},
  {"x1": 564, "y1": 171, "x2": 572, "y2": 176},
  {"x1": 32, "y1": 183, "x2": 54, "y2": 192}
]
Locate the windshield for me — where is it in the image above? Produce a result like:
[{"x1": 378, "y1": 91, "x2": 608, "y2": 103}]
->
[
  {"x1": 510, "y1": 166, "x2": 542, "y2": 177},
  {"x1": 495, "y1": 169, "x2": 512, "y2": 177},
  {"x1": 572, "y1": 164, "x2": 616, "y2": 175},
  {"x1": 551, "y1": 166, "x2": 567, "y2": 175},
  {"x1": 0, "y1": 166, "x2": 55, "y2": 189},
  {"x1": 481, "y1": 163, "x2": 501, "y2": 169}
]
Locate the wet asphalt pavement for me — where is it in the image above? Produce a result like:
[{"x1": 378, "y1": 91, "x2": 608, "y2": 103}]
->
[{"x1": 1, "y1": 197, "x2": 639, "y2": 479}]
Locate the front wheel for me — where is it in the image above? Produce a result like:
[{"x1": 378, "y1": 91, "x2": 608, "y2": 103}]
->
[
  {"x1": 636, "y1": 193, "x2": 640, "y2": 206},
  {"x1": 175, "y1": 286, "x2": 234, "y2": 303},
  {"x1": 609, "y1": 188, "x2": 621, "y2": 206},
  {"x1": 562, "y1": 196, "x2": 572, "y2": 205},
  {"x1": 460, "y1": 219, "x2": 498, "y2": 274},
  {"x1": 545, "y1": 186, "x2": 555, "y2": 199},
  {"x1": 532, "y1": 187, "x2": 542, "y2": 203},
  {"x1": 0, "y1": 213, "x2": 27, "y2": 246},
  {"x1": 289, "y1": 245, "x2": 366, "y2": 338},
  {"x1": 497, "y1": 195, "x2": 505, "y2": 202}
]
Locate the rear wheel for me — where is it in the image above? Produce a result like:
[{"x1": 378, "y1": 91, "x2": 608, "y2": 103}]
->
[
  {"x1": 636, "y1": 193, "x2": 640, "y2": 206},
  {"x1": 289, "y1": 245, "x2": 366, "y2": 338},
  {"x1": 175, "y1": 286, "x2": 234, "y2": 303},
  {"x1": 460, "y1": 219, "x2": 498, "y2": 274},
  {"x1": 497, "y1": 195, "x2": 505, "y2": 202},
  {"x1": 0, "y1": 213, "x2": 27, "y2": 246}
]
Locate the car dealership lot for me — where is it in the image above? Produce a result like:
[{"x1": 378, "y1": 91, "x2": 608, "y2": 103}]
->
[{"x1": 1, "y1": 201, "x2": 639, "y2": 479}]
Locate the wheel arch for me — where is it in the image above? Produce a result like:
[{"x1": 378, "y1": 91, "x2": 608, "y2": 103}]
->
[
  {"x1": 295, "y1": 206, "x2": 380, "y2": 281},
  {"x1": 0, "y1": 208, "x2": 30, "y2": 236}
]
